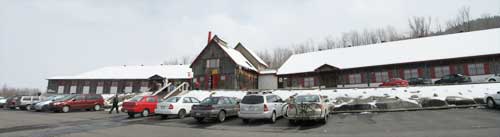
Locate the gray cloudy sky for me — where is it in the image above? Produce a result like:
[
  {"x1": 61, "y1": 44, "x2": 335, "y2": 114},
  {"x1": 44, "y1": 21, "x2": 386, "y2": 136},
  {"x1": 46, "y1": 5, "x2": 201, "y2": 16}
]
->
[{"x1": 1, "y1": 0, "x2": 499, "y2": 89}]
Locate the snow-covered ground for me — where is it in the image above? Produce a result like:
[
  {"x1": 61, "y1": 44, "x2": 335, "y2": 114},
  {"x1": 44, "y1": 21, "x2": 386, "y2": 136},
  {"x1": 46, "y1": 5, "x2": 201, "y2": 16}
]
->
[{"x1": 179, "y1": 83, "x2": 500, "y2": 105}]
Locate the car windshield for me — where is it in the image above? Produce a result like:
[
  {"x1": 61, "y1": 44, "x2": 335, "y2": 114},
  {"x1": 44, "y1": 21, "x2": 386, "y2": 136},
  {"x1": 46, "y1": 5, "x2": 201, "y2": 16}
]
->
[
  {"x1": 294, "y1": 95, "x2": 320, "y2": 103},
  {"x1": 241, "y1": 96, "x2": 264, "y2": 104},
  {"x1": 128, "y1": 96, "x2": 143, "y2": 102},
  {"x1": 200, "y1": 97, "x2": 219, "y2": 105},
  {"x1": 55, "y1": 95, "x2": 76, "y2": 101},
  {"x1": 163, "y1": 97, "x2": 180, "y2": 103}
]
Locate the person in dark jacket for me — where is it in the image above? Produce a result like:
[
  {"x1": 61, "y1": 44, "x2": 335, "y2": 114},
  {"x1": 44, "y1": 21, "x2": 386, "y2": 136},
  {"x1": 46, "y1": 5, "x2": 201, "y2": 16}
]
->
[{"x1": 109, "y1": 94, "x2": 119, "y2": 114}]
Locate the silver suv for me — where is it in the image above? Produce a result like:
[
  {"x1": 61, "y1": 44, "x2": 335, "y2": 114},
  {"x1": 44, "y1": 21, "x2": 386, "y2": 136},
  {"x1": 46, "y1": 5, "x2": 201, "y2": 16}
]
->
[
  {"x1": 16, "y1": 96, "x2": 43, "y2": 110},
  {"x1": 286, "y1": 94, "x2": 330, "y2": 125},
  {"x1": 238, "y1": 91, "x2": 285, "y2": 123}
]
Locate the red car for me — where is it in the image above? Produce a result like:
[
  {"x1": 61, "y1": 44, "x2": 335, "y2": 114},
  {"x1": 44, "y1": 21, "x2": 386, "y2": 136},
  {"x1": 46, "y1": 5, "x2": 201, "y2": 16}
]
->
[
  {"x1": 49, "y1": 94, "x2": 104, "y2": 113},
  {"x1": 122, "y1": 96, "x2": 159, "y2": 118},
  {"x1": 379, "y1": 78, "x2": 409, "y2": 87}
]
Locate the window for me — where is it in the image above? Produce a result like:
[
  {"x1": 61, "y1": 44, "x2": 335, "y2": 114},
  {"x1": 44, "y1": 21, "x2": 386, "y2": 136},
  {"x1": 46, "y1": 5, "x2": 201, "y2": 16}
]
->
[
  {"x1": 468, "y1": 63, "x2": 485, "y2": 75},
  {"x1": 206, "y1": 59, "x2": 220, "y2": 68},
  {"x1": 146, "y1": 97, "x2": 156, "y2": 102},
  {"x1": 434, "y1": 66, "x2": 450, "y2": 78},
  {"x1": 375, "y1": 71, "x2": 389, "y2": 82},
  {"x1": 304, "y1": 77, "x2": 315, "y2": 87},
  {"x1": 349, "y1": 73, "x2": 362, "y2": 84},
  {"x1": 200, "y1": 77, "x2": 204, "y2": 82},
  {"x1": 221, "y1": 75, "x2": 226, "y2": 80},
  {"x1": 222, "y1": 97, "x2": 231, "y2": 104},
  {"x1": 404, "y1": 69, "x2": 419, "y2": 79},
  {"x1": 266, "y1": 95, "x2": 276, "y2": 103},
  {"x1": 23, "y1": 97, "x2": 31, "y2": 101},
  {"x1": 183, "y1": 97, "x2": 192, "y2": 103},
  {"x1": 76, "y1": 95, "x2": 85, "y2": 101},
  {"x1": 140, "y1": 81, "x2": 148, "y2": 87},
  {"x1": 190, "y1": 97, "x2": 200, "y2": 103}
]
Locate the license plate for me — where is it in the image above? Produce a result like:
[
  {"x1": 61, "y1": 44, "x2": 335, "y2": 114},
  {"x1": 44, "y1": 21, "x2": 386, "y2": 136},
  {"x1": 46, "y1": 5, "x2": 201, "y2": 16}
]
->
[
  {"x1": 161, "y1": 106, "x2": 166, "y2": 109},
  {"x1": 195, "y1": 113, "x2": 201, "y2": 116}
]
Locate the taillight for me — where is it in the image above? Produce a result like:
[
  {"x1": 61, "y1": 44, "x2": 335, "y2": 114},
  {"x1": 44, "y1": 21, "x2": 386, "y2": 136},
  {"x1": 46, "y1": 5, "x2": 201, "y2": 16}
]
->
[
  {"x1": 264, "y1": 104, "x2": 269, "y2": 112},
  {"x1": 168, "y1": 104, "x2": 174, "y2": 109}
]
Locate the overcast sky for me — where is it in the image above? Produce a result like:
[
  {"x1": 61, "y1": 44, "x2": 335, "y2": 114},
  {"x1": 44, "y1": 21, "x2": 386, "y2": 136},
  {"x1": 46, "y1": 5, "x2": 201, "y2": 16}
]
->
[{"x1": 1, "y1": 0, "x2": 499, "y2": 89}]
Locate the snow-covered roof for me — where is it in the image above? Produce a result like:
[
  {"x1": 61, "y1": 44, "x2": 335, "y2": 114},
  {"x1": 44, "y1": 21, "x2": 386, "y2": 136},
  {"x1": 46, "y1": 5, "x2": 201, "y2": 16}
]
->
[
  {"x1": 277, "y1": 28, "x2": 500, "y2": 75},
  {"x1": 259, "y1": 69, "x2": 277, "y2": 75},
  {"x1": 48, "y1": 65, "x2": 192, "y2": 80},
  {"x1": 237, "y1": 43, "x2": 269, "y2": 67},
  {"x1": 212, "y1": 36, "x2": 258, "y2": 71}
]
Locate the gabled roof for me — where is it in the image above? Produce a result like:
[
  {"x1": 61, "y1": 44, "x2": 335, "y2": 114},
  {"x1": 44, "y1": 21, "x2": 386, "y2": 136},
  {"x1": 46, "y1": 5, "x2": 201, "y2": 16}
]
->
[
  {"x1": 48, "y1": 65, "x2": 192, "y2": 80},
  {"x1": 277, "y1": 28, "x2": 500, "y2": 75},
  {"x1": 190, "y1": 35, "x2": 258, "y2": 71},
  {"x1": 235, "y1": 43, "x2": 269, "y2": 68}
]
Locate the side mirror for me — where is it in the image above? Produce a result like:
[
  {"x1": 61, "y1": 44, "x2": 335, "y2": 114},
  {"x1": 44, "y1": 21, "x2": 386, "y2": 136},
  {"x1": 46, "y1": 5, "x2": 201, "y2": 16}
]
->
[{"x1": 497, "y1": 91, "x2": 500, "y2": 94}]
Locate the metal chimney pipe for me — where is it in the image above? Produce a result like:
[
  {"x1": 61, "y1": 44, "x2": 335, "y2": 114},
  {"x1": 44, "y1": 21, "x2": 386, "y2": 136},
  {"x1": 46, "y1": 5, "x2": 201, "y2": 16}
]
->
[{"x1": 208, "y1": 31, "x2": 212, "y2": 44}]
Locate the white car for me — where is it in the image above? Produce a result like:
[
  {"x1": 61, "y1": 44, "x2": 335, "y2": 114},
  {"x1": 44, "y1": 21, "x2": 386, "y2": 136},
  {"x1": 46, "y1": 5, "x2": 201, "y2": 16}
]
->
[
  {"x1": 238, "y1": 92, "x2": 285, "y2": 123},
  {"x1": 156, "y1": 96, "x2": 201, "y2": 119},
  {"x1": 485, "y1": 91, "x2": 500, "y2": 108},
  {"x1": 485, "y1": 74, "x2": 500, "y2": 82},
  {"x1": 17, "y1": 96, "x2": 43, "y2": 110}
]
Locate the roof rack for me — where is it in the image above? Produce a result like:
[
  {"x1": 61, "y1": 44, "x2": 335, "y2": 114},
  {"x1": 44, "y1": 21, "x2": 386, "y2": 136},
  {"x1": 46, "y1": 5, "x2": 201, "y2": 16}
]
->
[{"x1": 246, "y1": 91, "x2": 273, "y2": 95}]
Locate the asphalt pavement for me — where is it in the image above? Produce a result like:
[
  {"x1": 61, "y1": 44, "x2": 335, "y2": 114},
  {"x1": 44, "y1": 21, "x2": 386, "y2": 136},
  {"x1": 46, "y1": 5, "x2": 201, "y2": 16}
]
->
[{"x1": 0, "y1": 108, "x2": 499, "y2": 137}]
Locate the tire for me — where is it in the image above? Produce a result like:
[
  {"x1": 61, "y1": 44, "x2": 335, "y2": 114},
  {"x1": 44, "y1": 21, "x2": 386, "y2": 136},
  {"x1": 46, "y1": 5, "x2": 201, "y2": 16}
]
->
[
  {"x1": 62, "y1": 106, "x2": 70, "y2": 113},
  {"x1": 178, "y1": 109, "x2": 186, "y2": 119},
  {"x1": 216, "y1": 111, "x2": 226, "y2": 123},
  {"x1": 489, "y1": 79, "x2": 496, "y2": 82},
  {"x1": 242, "y1": 119, "x2": 249, "y2": 124},
  {"x1": 128, "y1": 112, "x2": 135, "y2": 118},
  {"x1": 141, "y1": 109, "x2": 150, "y2": 117},
  {"x1": 486, "y1": 98, "x2": 497, "y2": 108},
  {"x1": 26, "y1": 105, "x2": 31, "y2": 111},
  {"x1": 270, "y1": 112, "x2": 277, "y2": 123},
  {"x1": 195, "y1": 117, "x2": 204, "y2": 123},
  {"x1": 93, "y1": 104, "x2": 101, "y2": 111}
]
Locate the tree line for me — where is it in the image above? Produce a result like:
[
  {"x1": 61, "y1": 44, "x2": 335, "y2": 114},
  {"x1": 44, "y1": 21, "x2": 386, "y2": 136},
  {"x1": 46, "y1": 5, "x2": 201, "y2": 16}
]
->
[
  {"x1": 0, "y1": 84, "x2": 41, "y2": 97},
  {"x1": 165, "y1": 6, "x2": 500, "y2": 69}
]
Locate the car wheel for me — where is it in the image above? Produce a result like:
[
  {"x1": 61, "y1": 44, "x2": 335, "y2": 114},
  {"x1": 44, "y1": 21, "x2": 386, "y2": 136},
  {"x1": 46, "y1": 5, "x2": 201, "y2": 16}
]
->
[
  {"x1": 128, "y1": 112, "x2": 135, "y2": 118},
  {"x1": 141, "y1": 109, "x2": 150, "y2": 117},
  {"x1": 270, "y1": 112, "x2": 277, "y2": 123},
  {"x1": 178, "y1": 109, "x2": 186, "y2": 119},
  {"x1": 486, "y1": 98, "x2": 497, "y2": 108},
  {"x1": 242, "y1": 119, "x2": 249, "y2": 124},
  {"x1": 62, "y1": 106, "x2": 70, "y2": 113},
  {"x1": 489, "y1": 79, "x2": 496, "y2": 82},
  {"x1": 217, "y1": 111, "x2": 226, "y2": 123},
  {"x1": 93, "y1": 104, "x2": 101, "y2": 111},
  {"x1": 26, "y1": 105, "x2": 31, "y2": 111}
]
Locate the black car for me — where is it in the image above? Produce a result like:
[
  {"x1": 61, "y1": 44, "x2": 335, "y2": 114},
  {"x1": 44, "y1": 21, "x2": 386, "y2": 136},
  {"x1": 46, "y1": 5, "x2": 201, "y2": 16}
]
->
[
  {"x1": 407, "y1": 77, "x2": 432, "y2": 85},
  {"x1": 434, "y1": 74, "x2": 471, "y2": 84}
]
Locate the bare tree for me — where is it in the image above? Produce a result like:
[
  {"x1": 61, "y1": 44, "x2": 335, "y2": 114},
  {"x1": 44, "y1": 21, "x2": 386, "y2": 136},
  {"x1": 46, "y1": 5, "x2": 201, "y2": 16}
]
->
[{"x1": 408, "y1": 16, "x2": 432, "y2": 38}]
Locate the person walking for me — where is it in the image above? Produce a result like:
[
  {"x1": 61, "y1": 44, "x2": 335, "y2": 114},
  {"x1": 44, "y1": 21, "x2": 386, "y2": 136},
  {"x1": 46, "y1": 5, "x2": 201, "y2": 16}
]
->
[{"x1": 109, "y1": 94, "x2": 120, "y2": 114}]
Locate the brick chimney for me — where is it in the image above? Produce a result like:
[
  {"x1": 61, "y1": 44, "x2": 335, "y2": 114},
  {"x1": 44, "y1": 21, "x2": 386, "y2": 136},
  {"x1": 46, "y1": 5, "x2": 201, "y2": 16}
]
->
[{"x1": 208, "y1": 31, "x2": 212, "y2": 44}]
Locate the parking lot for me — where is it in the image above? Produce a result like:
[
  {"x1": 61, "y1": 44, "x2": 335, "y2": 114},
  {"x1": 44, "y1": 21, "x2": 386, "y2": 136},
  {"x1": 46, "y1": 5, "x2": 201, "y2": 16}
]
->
[{"x1": 0, "y1": 108, "x2": 498, "y2": 137}]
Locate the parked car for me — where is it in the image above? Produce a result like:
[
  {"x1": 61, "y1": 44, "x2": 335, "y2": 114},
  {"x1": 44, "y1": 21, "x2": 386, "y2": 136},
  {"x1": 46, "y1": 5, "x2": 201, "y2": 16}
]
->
[
  {"x1": 485, "y1": 91, "x2": 500, "y2": 109},
  {"x1": 407, "y1": 77, "x2": 433, "y2": 85},
  {"x1": 49, "y1": 94, "x2": 104, "y2": 113},
  {"x1": 4, "y1": 96, "x2": 20, "y2": 109},
  {"x1": 16, "y1": 96, "x2": 43, "y2": 110},
  {"x1": 239, "y1": 92, "x2": 285, "y2": 123},
  {"x1": 379, "y1": 78, "x2": 409, "y2": 87},
  {"x1": 191, "y1": 96, "x2": 239, "y2": 123},
  {"x1": 34, "y1": 95, "x2": 68, "y2": 112},
  {"x1": 286, "y1": 94, "x2": 330, "y2": 124},
  {"x1": 434, "y1": 74, "x2": 471, "y2": 84},
  {"x1": 0, "y1": 97, "x2": 6, "y2": 108},
  {"x1": 156, "y1": 96, "x2": 201, "y2": 119},
  {"x1": 485, "y1": 74, "x2": 500, "y2": 82},
  {"x1": 121, "y1": 95, "x2": 159, "y2": 118}
]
